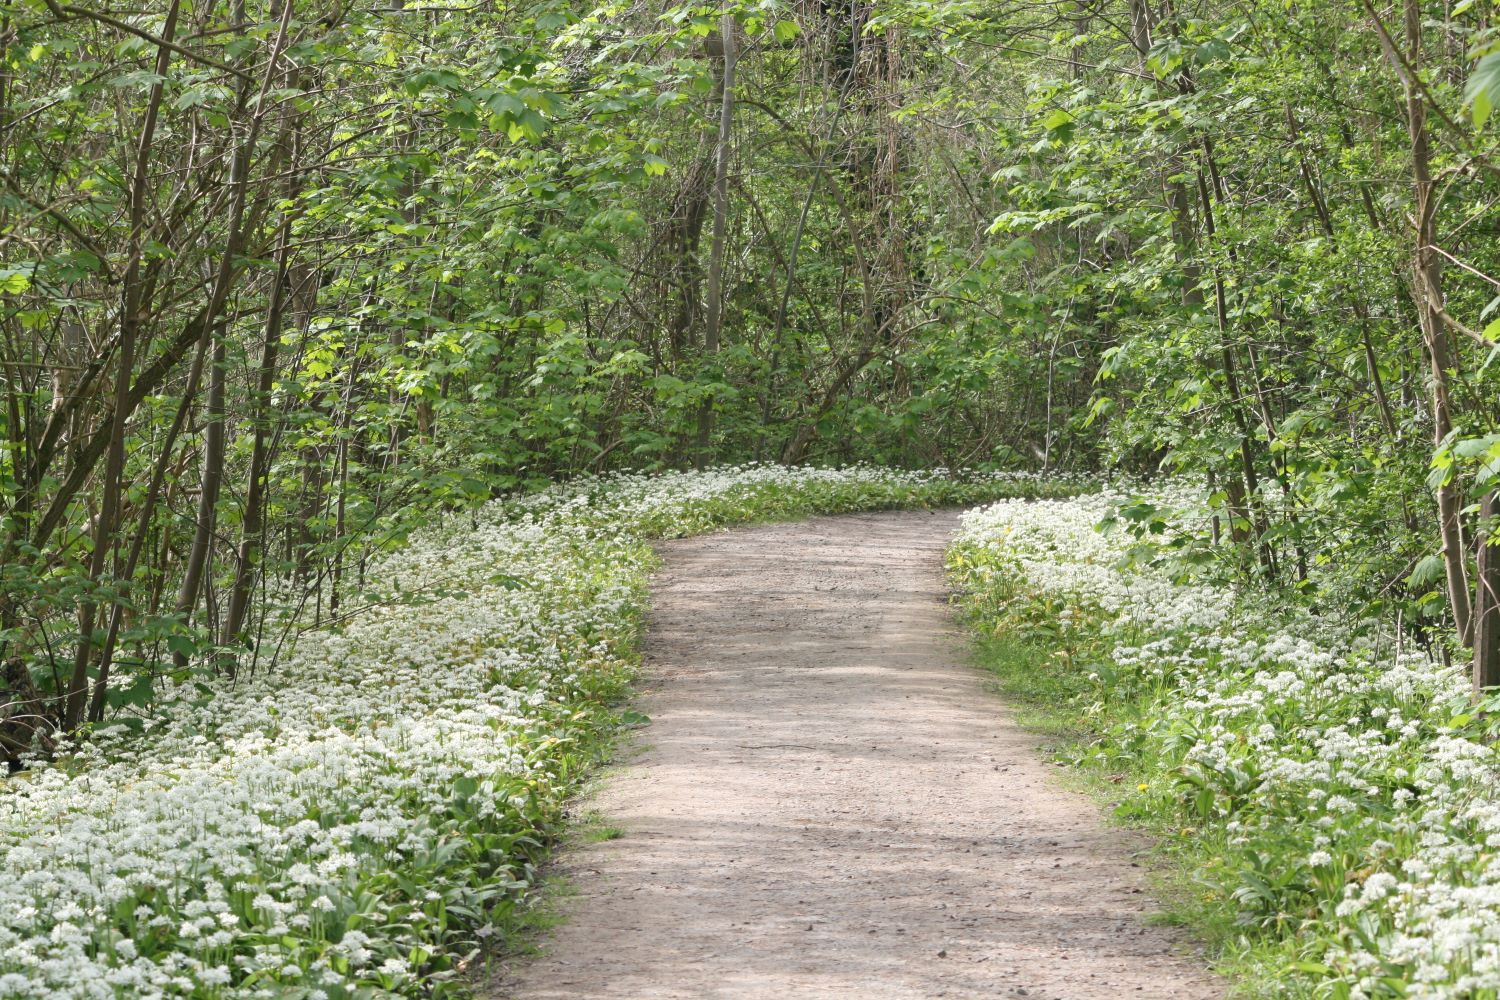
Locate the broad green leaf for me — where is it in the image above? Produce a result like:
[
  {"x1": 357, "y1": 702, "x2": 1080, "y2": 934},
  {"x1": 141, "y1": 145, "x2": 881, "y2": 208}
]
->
[{"x1": 1465, "y1": 51, "x2": 1500, "y2": 127}]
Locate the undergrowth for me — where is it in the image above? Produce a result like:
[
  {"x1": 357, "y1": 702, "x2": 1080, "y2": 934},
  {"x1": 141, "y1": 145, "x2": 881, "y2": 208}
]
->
[
  {"x1": 949, "y1": 492, "x2": 1500, "y2": 1000},
  {"x1": 0, "y1": 465, "x2": 1073, "y2": 1000}
]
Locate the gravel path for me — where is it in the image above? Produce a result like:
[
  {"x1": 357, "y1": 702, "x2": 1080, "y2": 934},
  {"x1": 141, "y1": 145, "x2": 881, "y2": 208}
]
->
[{"x1": 495, "y1": 511, "x2": 1222, "y2": 1000}]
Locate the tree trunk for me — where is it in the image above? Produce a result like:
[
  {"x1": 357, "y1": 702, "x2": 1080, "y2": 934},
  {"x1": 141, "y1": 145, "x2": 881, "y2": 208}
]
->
[
  {"x1": 173, "y1": 336, "x2": 226, "y2": 667},
  {"x1": 1474, "y1": 492, "x2": 1500, "y2": 694},
  {"x1": 221, "y1": 221, "x2": 291, "y2": 654},
  {"x1": 63, "y1": 0, "x2": 179, "y2": 729},
  {"x1": 695, "y1": 14, "x2": 736, "y2": 469},
  {"x1": 1379, "y1": 0, "x2": 1473, "y2": 641}
]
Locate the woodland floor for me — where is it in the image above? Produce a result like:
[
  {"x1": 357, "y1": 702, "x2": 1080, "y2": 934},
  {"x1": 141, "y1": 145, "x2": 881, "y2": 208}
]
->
[{"x1": 492, "y1": 511, "x2": 1223, "y2": 999}]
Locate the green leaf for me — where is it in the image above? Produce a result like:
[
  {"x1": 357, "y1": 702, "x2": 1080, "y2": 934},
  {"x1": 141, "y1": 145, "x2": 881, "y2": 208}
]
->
[
  {"x1": 0, "y1": 268, "x2": 31, "y2": 295},
  {"x1": 1408, "y1": 554, "x2": 1445, "y2": 588},
  {"x1": 109, "y1": 70, "x2": 167, "y2": 89},
  {"x1": 484, "y1": 90, "x2": 525, "y2": 117},
  {"x1": 172, "y1": 85, "x2": 224, "y2": 110},
  {"x1": 1465, "y1": 51, "x2": 1500, "y2": 128},
  {"x1": 1040, "y1": 108, "x2": 1073, "y2": 131},
  {"x1": 1455, "y1": 433, "x2": 1500, "y2": 459},
  {"x1": 407, "y1": 68, "x2": 466, "y2": 94},
  {"x1": 105, "y1": 674, "x2": 155, "y2": 710},
  {"x1": 507, "y1": 108, "x2": 549, "y2": 142}
]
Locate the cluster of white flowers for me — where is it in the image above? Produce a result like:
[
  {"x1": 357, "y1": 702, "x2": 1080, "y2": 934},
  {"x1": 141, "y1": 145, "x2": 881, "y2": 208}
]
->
[
  {"x1": 0, "y1": 464, "x2": 1055, "y2": 999},
  {"x1": 951, "y1": 492, "x2": 1500, "y2": 998}
]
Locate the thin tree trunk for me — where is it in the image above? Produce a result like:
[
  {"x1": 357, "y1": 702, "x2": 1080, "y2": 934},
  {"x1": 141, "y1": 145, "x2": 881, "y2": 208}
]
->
[
  {"x1": 1474, "y1": 492, "x2": 1500, "y2": 694},
  {"x1": 1374, "y1": 0, "x2": 1473, "y2": 640},
  {"x1": 221, "y1": 219, "x2": 291, "y2": 653},
  {"x1": 64, "y1": 0, "x2": 179, "y2": 729},
  {"x1": 695, "y1": 14, "x2": 736, "y2": 469},
  {"x1": 165, "y1": 10, "x2": 290, "y2": 667},
  {"x1": 173, "y1": 336, "x2": 226, "y2": 667},
  {"x1": 89, "y1": 325, "x2": 208, "y2": 720}
]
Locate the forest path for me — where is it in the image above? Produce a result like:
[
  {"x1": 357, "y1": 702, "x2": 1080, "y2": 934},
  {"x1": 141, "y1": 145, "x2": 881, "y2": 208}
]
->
[{"x1": 494, "y1": 511, "x2": 1221, "y2": 1000}]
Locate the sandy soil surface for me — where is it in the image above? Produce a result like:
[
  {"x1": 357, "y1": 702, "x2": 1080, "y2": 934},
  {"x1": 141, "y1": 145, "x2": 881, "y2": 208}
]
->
[{"x1": 494, "y1": 511, "x2": 1222, "y2": 1000}]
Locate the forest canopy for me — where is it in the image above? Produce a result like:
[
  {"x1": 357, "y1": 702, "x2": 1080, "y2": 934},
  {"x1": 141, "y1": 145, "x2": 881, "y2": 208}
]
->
[{"x1": 2, "y1": 0, "x2": 1500, "y2": 751}]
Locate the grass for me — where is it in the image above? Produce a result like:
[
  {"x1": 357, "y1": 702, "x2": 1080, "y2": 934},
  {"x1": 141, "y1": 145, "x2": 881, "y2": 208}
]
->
[
  {"x1": 464, "y1": 720, "x2": 630, "y2": 990},
  {"x1": 964, "y1": 627, "x2": 1315, "y2": 999}
]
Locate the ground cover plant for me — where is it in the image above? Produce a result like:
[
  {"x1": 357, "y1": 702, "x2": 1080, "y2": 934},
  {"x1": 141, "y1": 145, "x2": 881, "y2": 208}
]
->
[
  {"x1": 949, "y1": 493, "x2": 1500, "y2": 999},
  {"x1": 6, "y1": 0, "x2": 1500, "y2": 992},
  {"x1": 0, "y1": 465, "x2": 1065, "y2": 1000}
]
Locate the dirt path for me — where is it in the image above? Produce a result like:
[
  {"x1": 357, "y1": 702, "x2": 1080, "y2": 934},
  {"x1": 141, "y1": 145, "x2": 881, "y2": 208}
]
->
[{"x1": 496, "y1": 511, "x2": 1221, "y2": 1000}]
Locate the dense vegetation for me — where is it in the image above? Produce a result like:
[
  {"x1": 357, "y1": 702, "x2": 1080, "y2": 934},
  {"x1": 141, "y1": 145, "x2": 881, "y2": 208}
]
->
[
  {"x1": 0, "y1": 467, "x2": 1056, "y2": 997},
  {"x1": 950, "y1": 492, "x2": 1500, "y2": 997},
  {"x1": 2, "y1": 0, "x2": 1499, "y2": 746},
  {"x1": 3, "y1": 0, "x2": 1500, "y2": 992}
]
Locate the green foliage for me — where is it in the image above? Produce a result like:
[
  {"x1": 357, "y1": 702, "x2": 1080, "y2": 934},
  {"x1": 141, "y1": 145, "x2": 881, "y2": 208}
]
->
[
  {"x1": 3, "y1": 0, "x2": 1499, "y2": 912},
  {"x1": 951, "y1": 495, "x2": 1500, "y2": 995}
]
